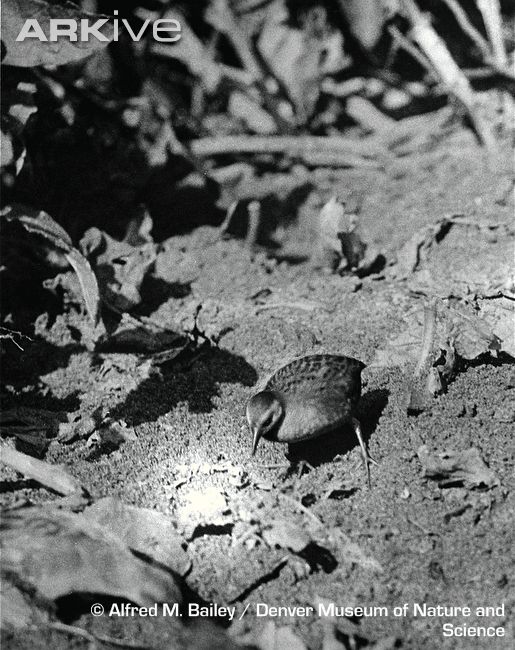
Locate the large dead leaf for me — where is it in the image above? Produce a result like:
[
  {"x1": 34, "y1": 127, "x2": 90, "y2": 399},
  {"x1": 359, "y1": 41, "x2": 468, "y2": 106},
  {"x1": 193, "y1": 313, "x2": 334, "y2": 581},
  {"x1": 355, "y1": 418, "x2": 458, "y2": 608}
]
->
[
  {"x1": 318, "y1": 196, "x2": 350, "y2": 255},
  {"x1": 394, "y1": 215, "x2": 514, "y2": 299},
  {"x1": 369, "y1": 310, "x2": 425, "y2": 369},
  {"x1": 0, "y1": 507, "x2": 182, "y2": 606},
  {"x1": 0, "y1": 581, "x2": 44, "y2": 629},
  {"x1": 83, "y1": 497, "x2": 191, "y2": 577},
  {"x1": 417, "y1": 445, "x2": 500, "y2": 490},
  {"x1": 1, "y1": 205, "x2": 100, "y2": 324},
  {"x1": 2, "y1": 0, "x2": 113, "y2": 68},
  {"x1": 101, "y1": 313, "x2": 184, "y2": 353},
  {"x1": 80, "y1": 227, "x2": 156, "y2": 313},
  {"x1": 0, "y1": 407, "x2": 65, "y2": 456},
  {"x1": 315, "y1": 196, "x2": 383, "y2": 274},
  {"x1": 477, "y1": 297, "x2": 515, "y2": 358},
  {"x1": 371, "y1": 299, "x2": 511, "y2": 370}
]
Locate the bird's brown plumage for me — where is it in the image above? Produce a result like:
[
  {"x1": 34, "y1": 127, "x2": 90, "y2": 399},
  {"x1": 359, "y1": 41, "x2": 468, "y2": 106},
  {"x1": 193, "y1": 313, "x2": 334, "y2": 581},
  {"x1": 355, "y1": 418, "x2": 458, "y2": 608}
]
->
[
  {"x1": 247, "y1": 354, "x2": 375, "y2": 484},
  {"x1": 261, "y1": 354, "x2": 365, "y2": 443}
]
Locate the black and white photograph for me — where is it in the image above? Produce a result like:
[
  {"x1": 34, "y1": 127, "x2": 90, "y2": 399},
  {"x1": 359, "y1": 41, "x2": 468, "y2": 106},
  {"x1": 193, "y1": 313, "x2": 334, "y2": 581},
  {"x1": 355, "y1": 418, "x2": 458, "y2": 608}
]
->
[{"x1": 1, "y1": 1, "x2": 514, "y2": 648}]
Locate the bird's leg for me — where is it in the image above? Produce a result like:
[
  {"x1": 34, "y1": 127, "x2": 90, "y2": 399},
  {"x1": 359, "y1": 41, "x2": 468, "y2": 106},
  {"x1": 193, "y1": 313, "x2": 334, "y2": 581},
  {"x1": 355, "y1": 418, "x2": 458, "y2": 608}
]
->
[
  {"x1": 352, "y1": 417, "x2": 378, "y2": 488},
  {"x1": 295, "y1": 459, "x2": 314, "y2": 478},
  {"x1": 279, "y1": 459, "x2": 314, "y2": 480},
  {"x1": 285, "y1": 445, "x2": 314, "y2": 479}
]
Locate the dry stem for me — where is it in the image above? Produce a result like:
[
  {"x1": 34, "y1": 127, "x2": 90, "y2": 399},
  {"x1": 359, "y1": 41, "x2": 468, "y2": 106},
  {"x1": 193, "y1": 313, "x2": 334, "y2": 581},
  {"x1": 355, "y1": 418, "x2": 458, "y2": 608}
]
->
[
  {"x1": 440, "y1": 0, "x2": 492, "y2": 60},
  {"x1": 400, "y1": 0, "x2": 495, "y2": 149},
  {"x1": 190, "y1": 135, "x2": 382, "y2": 159},
  {"x1": 1, "y1": 445, "x2": 84, "y2": 496},
  {"x1": 476, "y1": 0, "x2": 514, "y2": 124}
]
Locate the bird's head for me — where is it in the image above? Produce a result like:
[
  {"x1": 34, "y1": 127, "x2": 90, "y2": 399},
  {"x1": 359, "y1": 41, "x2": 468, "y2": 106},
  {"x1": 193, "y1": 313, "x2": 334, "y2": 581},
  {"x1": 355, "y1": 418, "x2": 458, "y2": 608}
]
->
[{"x1": 246, "y1": 391, "x2": 283, "y2": 455}]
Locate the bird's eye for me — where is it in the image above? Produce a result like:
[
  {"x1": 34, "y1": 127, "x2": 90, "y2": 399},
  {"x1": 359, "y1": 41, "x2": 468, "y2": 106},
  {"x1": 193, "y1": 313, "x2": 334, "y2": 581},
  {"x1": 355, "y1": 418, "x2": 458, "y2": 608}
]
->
[{"x1": 262, "y1": 413, "x2": 274, "y2": 427}]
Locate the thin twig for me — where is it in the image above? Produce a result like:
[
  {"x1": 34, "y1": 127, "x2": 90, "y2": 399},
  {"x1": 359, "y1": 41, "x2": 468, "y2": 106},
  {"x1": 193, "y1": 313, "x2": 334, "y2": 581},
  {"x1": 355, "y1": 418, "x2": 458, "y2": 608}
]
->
[
  {"x1": 190, "y1": 135, "x2": 381, "y2": 158},
  {"x1": 477, "y1": 0, "x2": 508, "y2": 67},
  {"x1": 405, "y1": 516, "x2": 439, "y2": 537},
  {"x1": 1, "y1": 445, "x2": 85, "y2": 496},
  {"x1": 387, "y1": 25, "x2": 439, "y2": 83},
  {"x1": 439, "y1": 0, "x2": 491, "y2": 60},
  {"x1": 255, "y1": 301, "x2": 324, "y2": 314},
  {"x1": 476, "y1": 0, "x2": 514, "y2": 125},
  {"x1": 46, "y1": 622, "x2": 153, "y2": 650},
  {"x1": 218, "y1": 200, "x2": 239, "y2": 237},
  {"x1": 399, "y1": 0, "x2": 495, "y2": 149},
  {"x1": 245, "y1": 201, "x2": 261, "y2": 250},
  {"x1": 0, "y1": 326, "x2": 32, "y2": 351},
  {"x1": 414, "y1": 298, "x2": 438, "y2": 378}
]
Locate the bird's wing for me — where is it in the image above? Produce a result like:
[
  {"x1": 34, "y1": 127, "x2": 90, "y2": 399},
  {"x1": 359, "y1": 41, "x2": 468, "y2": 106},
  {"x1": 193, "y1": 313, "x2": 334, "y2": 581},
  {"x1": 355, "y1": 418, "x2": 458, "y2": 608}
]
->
[
  {"x1": 280, "y1": 393, "x2": 355, "y2": 441},
  {"x1": 266, "y1": 355, "x2": 364, "y2": 404}
]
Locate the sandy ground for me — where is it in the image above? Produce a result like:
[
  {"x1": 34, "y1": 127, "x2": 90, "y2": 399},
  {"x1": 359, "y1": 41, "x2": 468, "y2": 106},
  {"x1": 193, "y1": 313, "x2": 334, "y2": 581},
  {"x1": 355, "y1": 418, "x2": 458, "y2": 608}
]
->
[{"x1": 1, "y1": 129, "x2": 514, "y2": 650}]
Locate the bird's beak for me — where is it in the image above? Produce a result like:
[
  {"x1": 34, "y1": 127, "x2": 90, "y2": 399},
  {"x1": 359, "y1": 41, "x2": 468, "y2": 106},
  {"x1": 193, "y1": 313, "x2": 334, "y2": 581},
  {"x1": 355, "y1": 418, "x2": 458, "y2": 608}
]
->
[{"x1": 251, "y1": 427, "x2": 261, "y2": 456}]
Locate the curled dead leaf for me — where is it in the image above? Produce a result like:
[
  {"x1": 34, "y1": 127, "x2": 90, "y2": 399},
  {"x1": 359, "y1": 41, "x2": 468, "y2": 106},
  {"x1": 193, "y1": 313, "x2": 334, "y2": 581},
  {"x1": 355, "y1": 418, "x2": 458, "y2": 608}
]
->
[
  {"x1": 83, "y1": 497, "x2": 191, "y2": 577},
  {"x1": 0, "y1": 506, "x2": 182, "y2": 606},
  {"x1": 417, "y1": 445, "x2": 500, "y2": 490},
  {"x1": 1, "y1": 205, "x2": 100, "y2": 325}
]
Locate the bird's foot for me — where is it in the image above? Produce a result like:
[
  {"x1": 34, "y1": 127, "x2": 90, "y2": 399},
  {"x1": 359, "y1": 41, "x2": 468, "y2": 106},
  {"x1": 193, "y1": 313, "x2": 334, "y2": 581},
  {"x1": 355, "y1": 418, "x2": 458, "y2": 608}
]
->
[
  {"x1": 296, "y1": 460, "x2": 314, "y2": 478},
  {"x1": 367, "y1": 453, "x2": 379, "y2": 467},
  {"x1": 352, "y1": 417, "x2": 377, "y2": 488},
  {"x1": 277, "y1": 460, "x2": 314, "y2": 481}
]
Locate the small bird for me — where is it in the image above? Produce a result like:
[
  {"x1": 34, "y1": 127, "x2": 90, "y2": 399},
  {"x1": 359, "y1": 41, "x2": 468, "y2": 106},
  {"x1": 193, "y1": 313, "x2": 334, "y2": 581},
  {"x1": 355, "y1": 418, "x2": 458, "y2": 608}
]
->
[{"x1": 246, "y1": 354, "x2": 376, "y2": 485}]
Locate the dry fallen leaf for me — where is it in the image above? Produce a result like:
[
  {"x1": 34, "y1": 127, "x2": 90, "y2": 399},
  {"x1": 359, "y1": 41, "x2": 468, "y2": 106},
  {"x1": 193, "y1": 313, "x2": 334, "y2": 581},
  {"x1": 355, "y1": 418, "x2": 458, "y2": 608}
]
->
[
  {"x1": 371, "y1": 299, "x2": 512, "y2": 372},
  {"x1": 58, "y1": 412, "x2": 98, "y2": 444},
  {"x1": 1, "y1": 205, "x2": 101, "y2": 325},
  {"x1": 0, "y1": 407, "x2": 65, "y2": 456},
  {"x1": 318, "y1": 196, "x2": 351, "y2": 256},
  {"x1": 0, "y1": 506, "x2": 182, "y2": 606},
  {"x1": 83, "y1": 497, "x2": 191, "y2": 577},
  {"x1": 477, "y1": 297, "x2": 515, "y2": 358},
  {"x1": 447, "y1": 303, "x2": 502, "y2": 360},
  {"x1": 370, "y1": 325, "x2": 422, "y2": 369},
  {"x1": 0, "y1": 581, "x2": 44, "y2": 629},
  {"x1": 417, "y1": 445, "x2": 500, "y2": 490},
  {"x1": 86, "y1": 419, "x2": 137, "y2": 456},
  {"x1": 80, "y1": 227, "x2": 156, "y2": 313}
]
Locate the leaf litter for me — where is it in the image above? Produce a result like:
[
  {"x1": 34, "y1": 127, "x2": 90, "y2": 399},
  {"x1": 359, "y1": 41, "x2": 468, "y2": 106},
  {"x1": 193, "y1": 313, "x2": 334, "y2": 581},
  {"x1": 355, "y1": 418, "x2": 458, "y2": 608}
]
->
[
  {"x1": 0, "y1": 505, "x2": 182, "y2": 607},
  {"x1": 82, "y1": 497, "x2": 191, "y2": 577},
  {"x1": 1, "y1": 205, "x2": 101, "y2": 327},
  {"x1": 417, "y1": 445, "x2": 500, "y2": 490},
  {"x1": 1, "y1": 1, "x2": 514, "y2": 646},
  {"x1": 371, "y1": 294, "x2": 514, "y2": 413}
]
